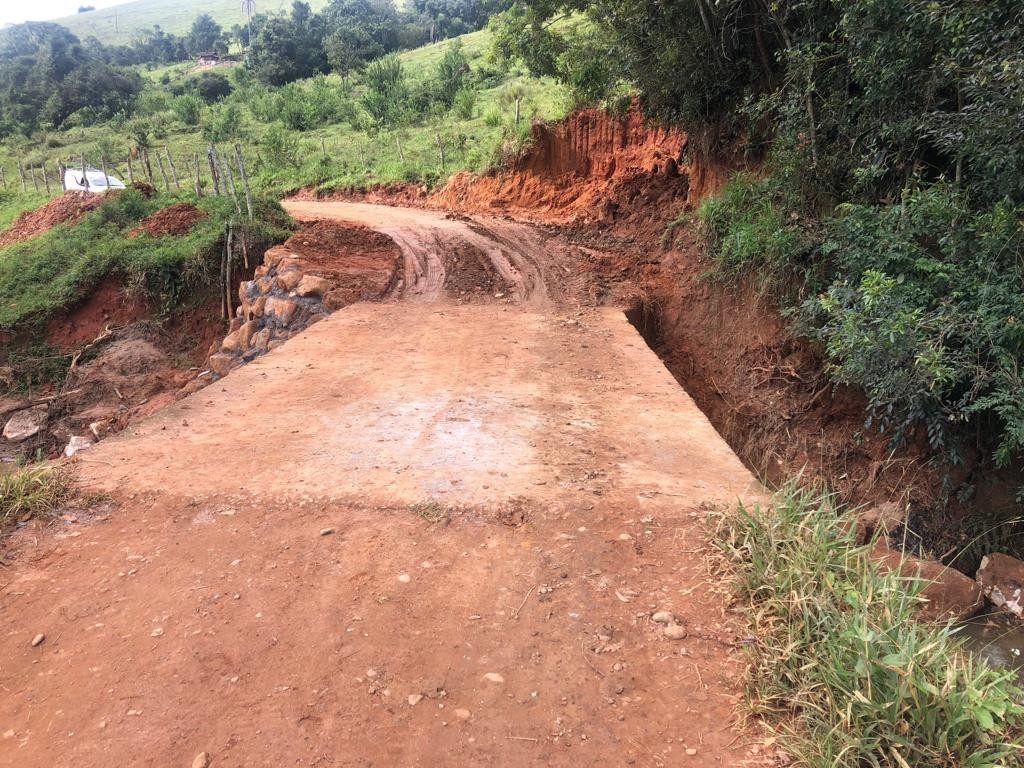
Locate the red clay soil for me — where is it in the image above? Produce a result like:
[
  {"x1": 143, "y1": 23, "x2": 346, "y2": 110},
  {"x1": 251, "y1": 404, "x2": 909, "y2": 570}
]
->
[
  {"x1": 46, "y1": 276, "x2": 149, "y2": 350},
  {"x1": 266, "y1": 220, "x2": 404, "y2": 307},
  {"x1": 0, "y1": 192, "x2": 106, "y2": 247},
  {"x1": 127, "y1": 202, "x2": 207, "y2": 238},
  {"x1": 324, "y1": 105, "x2": 982, "y2": 518}
]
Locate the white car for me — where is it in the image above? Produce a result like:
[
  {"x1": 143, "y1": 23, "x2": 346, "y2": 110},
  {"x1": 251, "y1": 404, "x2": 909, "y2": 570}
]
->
[{"x1": 63, "y1": 169, "x2": 127, "y2": 193}]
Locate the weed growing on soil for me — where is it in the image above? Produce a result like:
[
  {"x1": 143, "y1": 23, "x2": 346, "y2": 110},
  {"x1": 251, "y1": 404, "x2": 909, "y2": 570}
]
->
[
  {"x1": 715, "y1": 484, "x2": 1024, "y2": 768},
  {"x1": 0, "y1": 467, "x2": 73, "y2": 536}
]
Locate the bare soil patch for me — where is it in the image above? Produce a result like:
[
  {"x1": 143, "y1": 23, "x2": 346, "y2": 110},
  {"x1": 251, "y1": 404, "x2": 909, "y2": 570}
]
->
[
  {"x1": 0, "y1": 192, "x2": 105, "y2": 247},
  {"x1": 127, "y1": 202, "x2": 207, "y2": 238}
]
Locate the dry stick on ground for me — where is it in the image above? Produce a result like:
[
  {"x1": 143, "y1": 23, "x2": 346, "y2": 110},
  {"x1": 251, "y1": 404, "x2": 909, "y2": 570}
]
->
[
  {"x1": 155, "y1": 151, "x2": 170, "y2": 192},
  {"x1": 233, "y1": 143, "x2": 254, "y2": 220},
  {"x1": 164, "y1": 147, "x2": 180, "y2": 189}
]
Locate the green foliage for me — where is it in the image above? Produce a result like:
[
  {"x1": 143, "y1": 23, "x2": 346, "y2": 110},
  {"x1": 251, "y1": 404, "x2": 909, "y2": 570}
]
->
[
  {"x1": 717, "y1": 484, "x2": 1024, "y2": 768},
  {"x1": 185, "y1": 13, "x2": 223, "y2": 57},
  {"x1": 201, "y1": 102, "x2": 243, "y2": 142},
  {"x1": 0, "y1": 467, "x2": 73, "y2": 537},
  {"x1": 0, "y1": 23, "x2": 143, "y2": 136},
  {"x1": 170, "y1": 93, "x2": 203, "y2": 125},
  {"x1": 362, "y1": 54, "x2": 409, "y2": 127},
  {"x1": 697, "y1": 174, "x2": 811, "y2": 292},
  {"x1": 0, "y1": 189, "x2": 287, "y2": 329},
  {"x1": 262, "y1": 124, "x2": 302, "y2": 168},
  {"x1": 805, "y1": 186, "x2": 1024, "y2": 463}
]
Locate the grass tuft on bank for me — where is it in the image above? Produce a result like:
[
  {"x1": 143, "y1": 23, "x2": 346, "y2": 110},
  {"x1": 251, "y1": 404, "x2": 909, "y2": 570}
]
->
[
  {"x1": 715, "y1": 484, "x2": 1024, "y2": 768},
  {"x1": 0, "y1": 466, "x2": 73, "y2": 537}
]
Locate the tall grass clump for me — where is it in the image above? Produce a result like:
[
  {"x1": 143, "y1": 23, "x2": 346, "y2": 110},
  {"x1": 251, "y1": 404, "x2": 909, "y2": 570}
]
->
[
  {"x1": 0, "y1": 467, "x2": 73, "y2": 536},
  {"x1": 716, "y1": 484, "x2": 1024, "y2": 767}
]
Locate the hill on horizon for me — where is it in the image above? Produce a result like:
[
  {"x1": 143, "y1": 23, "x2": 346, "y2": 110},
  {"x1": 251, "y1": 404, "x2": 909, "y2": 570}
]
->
[{"x1": 50, "y1": 0, "x2": 330, "y2": 46}]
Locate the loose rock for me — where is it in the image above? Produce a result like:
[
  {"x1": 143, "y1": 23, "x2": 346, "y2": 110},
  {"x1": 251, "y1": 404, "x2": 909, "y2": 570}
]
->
[
  {"x1": 3, "y1": 406, "x2": 48, "y2": 443},
  {"x1": 64, "y1": 435, "x2": 93, "y2": 458},
  {"x1": 651, "y1": 611, "x2": 674, "y2": 624},
  {"x1": 398, "y1": 573, "x2": 411, "y2": 584},
  {"x1": 192, "y1": 752, "x2": 211, "y2": 768},
  {"x1": 319, "y1": 527, "x2": 335, "y2": 536},
  {"x1": 30, "y1": 633, "x2": 45, "y2": 647},
  {"x1": 483, "y1": 672, "x2": 505, "y2": 684},
  {"x1": 454, "y1": 708, "x2": 471, "y2": 720},
  {"x1": 663, "y1": 624, "x2": 687, "y2": 640},
  {"x1": 408, "y1": 694, "x2": 423, "y2": 706},
  {"x1": 977, "y1": 552, "x2": 1024, "y2": 617}
]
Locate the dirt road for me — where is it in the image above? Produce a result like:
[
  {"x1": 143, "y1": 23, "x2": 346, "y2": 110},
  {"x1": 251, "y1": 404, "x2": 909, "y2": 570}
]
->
[{"x1": 1, "y1": 203, "x2": 761, "y2": 767}]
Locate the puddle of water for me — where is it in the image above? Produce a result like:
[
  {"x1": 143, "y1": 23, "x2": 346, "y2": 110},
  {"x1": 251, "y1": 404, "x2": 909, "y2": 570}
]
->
[{"x1": 954, "y1": 608, "x2": 1024, "y2": 686}]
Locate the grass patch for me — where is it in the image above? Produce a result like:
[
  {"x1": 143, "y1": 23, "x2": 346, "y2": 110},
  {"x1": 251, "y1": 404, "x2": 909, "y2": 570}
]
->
[
  {"x1": 0, "y1": 466, "x2": 73, "y2": 536},
  {"x1": 714, "y1": 483, "x2": 1024, "y2": 767}
]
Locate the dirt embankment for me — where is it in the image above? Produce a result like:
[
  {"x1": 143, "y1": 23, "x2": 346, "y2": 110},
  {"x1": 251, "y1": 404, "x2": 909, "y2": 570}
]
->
[{"x1": 394, "y1": 106, "x2": 983, "y2": 526}]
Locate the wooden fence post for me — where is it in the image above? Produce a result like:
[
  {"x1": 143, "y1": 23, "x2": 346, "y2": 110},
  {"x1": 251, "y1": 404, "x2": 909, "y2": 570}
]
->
[
  {"x1": 17, "y1": 160, "x2": 26, "y2": 192},
  {"x1": 0, "y1": 166, "x2": 6, "y2": 190},
  {"x1": 155, "y1": 151, "x2": 170, "y2": 192},
  {"x1": 220, "y1": 149, "x2": 241, "y2": 216},
  {"x1": 165, "y1": 147, "x2": 180, "y2": 189},
  {"x1": 207, "y1": 146, "x2": 221, "y2": 195},
  {"x1": 101, "y1": 157, "x2": 110, "y2": 192},
  {"x1": 396, "y1": 135, "x2": 405, "y2": 163},
  {"x1": 126, "y1": 153, "x2": 134, "y2": 184},
  {"x1": 57, "y1": 162, "x2": 65, "y2": 191},
  {"x1": 29, "y1": 165, "x2": 39, "y2": 193},
  {"x1": 194, "y1": 152, "x2": 203, "y2": 197},
  {"x1": 320, "y1": 137, "x2": 327, "y2": 160},
  {"x1": 81, "y1": 153, "x2": 90, "y2": 193},
  {"x1": 42, "y1": 164, "x2": 51, "y2": 195},
  {"x1": 233, "y1": 143, "x2": 253, "y2": 220},
  {"x1": 142, "y1": 148, "x2": 154, "y2": 184}
]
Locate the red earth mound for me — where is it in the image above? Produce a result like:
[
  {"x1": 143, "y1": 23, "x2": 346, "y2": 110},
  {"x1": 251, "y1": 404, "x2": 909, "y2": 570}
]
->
[
  {"x1": 127, "y1": 202, "x2": 207, "y2": 238},
  {"x1": 0, "y1": 191, "x2": 107, "y2": 247},
  {"x1": 430, "y1": 106, "x2": 725, "y2": 222}
]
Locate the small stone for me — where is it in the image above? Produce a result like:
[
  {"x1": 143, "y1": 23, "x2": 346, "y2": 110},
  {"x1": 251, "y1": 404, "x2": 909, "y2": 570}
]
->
[
  {"x1": 408, "y1": 694, "x2": 423, "y2": 706},
  {"x1": 651, "y1": 611, "x2": 674, "y2": 624},
  {"x1": 618, "y1": 533, "x2": 632, "y2": 541},
  {"x1": 483, "y1": 672, "x2": 505, "y2": 684},
  {"x1": 64, "y1": 435, "x2": 93, "y2": 458},
  {"x1": 126, "y1": 709, "x2": 142, "y2": 716},
  {"x1": 296, "y1": 274, "x2": 332, "y2": 298},
  {"x1": 192, "y1": 752, "x2": 211, "y2": 768},
  {"x1": 150, "y1": 628, "x2": 164, "y2": 637},
  {"x1": 663, "y1": 624, "x2": 687, "y2": 640},
  {"x1": 398, "y1": 573, "x2": 411, "y2": 584},
  {"x1": 685, "y1": 748, "x2": 697, "y2": 756},
  {"x1": 454, "y1": 708, "x2": 471, "y2": 720},
  {"x1": 30, "y1": 633, "x2": 45, "y2": 647},
  {"x1": 3, "y1": 729, "x2": 15, "y2": 739},
  {"x1": 366, "y1": 668, "x2": 379, "y2": 679},
  {"x1": 320, "y1": 527, "x2": 335, "y2": 536}
]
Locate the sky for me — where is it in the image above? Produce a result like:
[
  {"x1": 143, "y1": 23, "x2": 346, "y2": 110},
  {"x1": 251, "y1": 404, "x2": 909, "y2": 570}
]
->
[{"x1": 0, "y1": 0, "x2": 124, "y2": 27}]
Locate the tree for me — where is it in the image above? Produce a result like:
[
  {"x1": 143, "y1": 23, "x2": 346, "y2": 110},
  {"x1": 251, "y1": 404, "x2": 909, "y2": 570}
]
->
[{"x1": 186, "y1": 14, "x2": 223, "y2": 57}]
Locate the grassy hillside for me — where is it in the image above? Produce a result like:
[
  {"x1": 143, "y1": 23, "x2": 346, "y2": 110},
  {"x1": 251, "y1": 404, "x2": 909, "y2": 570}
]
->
[
  {"x1": 0, "y1": 28, "x2": 567, "y2": 203},
  {"x1": 52, "y1": 0, "x2": 330, "y2": 46}
]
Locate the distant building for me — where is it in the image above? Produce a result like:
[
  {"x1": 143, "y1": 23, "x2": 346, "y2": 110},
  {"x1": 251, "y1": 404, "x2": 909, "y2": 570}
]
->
[{"x1": 196, "y1": 52, "x2": 221, "y2": 67}]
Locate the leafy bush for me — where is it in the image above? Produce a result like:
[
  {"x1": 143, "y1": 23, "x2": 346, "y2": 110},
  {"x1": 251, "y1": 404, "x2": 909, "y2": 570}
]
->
[
  {"x1": 262, "y1": 124, "x2": 301, "y2": 168},
  {"x1": 202, "y1": 103, "x2": 242, "y2": 142},
  {"x1": 717, "y1": 484, "x2": 1024, "y2": 768},
  {"x1": 805, "y1": 185, "x2": 1024, "y2": 463},
  {"x1": 361, "y1": 54, "x2": 409, "y2": 127},
  {"x1": 451, "y1": 87, "x2": 476, "y2": 119},
  {"x1": 170, "y1": 93, "x2": 203, "y2": 126},
  {"x1": 697, "y1": 173, "x2": 811, "y2": 293}
]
